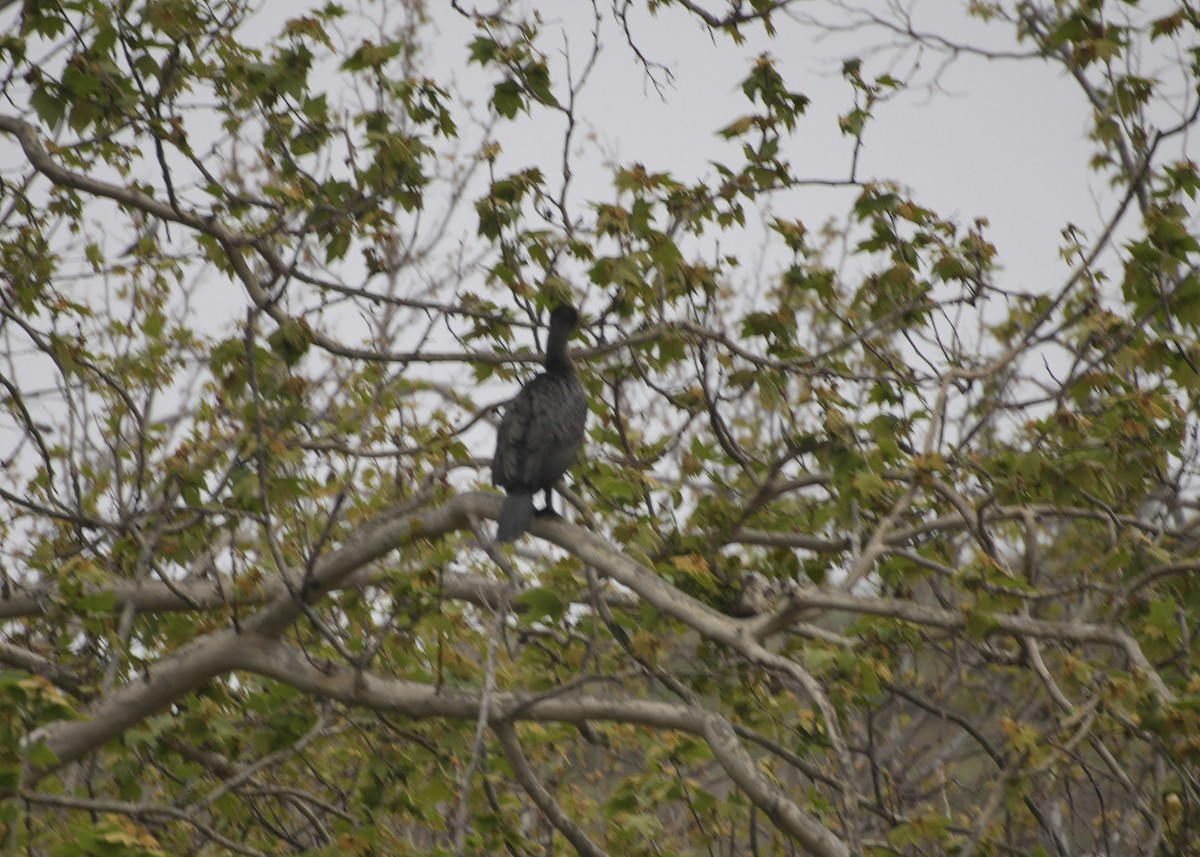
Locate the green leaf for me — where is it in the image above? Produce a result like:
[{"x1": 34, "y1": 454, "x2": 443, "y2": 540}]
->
[
  {"x1": 49, "y1": 333, "x2": 81, "y2": 375},
  {"x1": 515, "y1": 587, "x2": 566, "y2": 624},
  {"x1": 267, "y1": 318, "x2": 313, "y2": 366},
  {"x1": 340, "y1": 39, "x2": 403, "y2": 71},
  {"x1": 30, "y1": 86, "x2": 66, "y2": 129},
  {"x1": 77, "y1": 589, "x2": 117, "y2": 614},
  {"x1": 964, "y1": 608, "x2": 999, "y2": 640},
  {"x1": 24, "y1": 739, "x2": 58, "y2": 769},
  {"x1": 1151, "y1": 12, "x2": 1186, "y2": 40},
  {"x1": 1145, "y1": 597, "x2": 1180, "y2": 643},
  {"x1": 718, "y1": 115, "x2": 756, "y2": 138},
  {"x1": 468, "y1": 36, "x2": 498, "y2": 65},
  {"x1": 491, "y1": 78, "x2": 524, "y2": 118}
]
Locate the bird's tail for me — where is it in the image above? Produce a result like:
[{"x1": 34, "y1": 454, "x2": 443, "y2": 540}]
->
[{"x1": 497, "y1": 493, "x2": 534, "y2": 542}]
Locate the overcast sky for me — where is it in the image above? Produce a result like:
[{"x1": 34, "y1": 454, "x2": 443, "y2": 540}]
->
[
  {"x1": 0, "y1": 1, "x2": 1186, "y2": 460},
  {"x1": 422, "y1": 1, "x2": 1120, "y2": 303},
  {"x1": 0, "y1": 1, "x2": 1139, "y2": 322}
]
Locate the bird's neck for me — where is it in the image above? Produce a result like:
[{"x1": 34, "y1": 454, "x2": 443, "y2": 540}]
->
[{"x1": 544, "y1": 328, "x2": 575, "y2": 375}]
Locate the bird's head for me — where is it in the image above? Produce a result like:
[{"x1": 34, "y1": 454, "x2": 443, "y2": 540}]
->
[{"x1": 549, "y1": 304, "x2": 580, "y2": 334}]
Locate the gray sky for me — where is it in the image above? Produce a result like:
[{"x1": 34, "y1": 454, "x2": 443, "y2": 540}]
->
[
  {"x1": 1, "y1": 0, "x2": 1190, "y2": 467},
  {"x1": 425, "y1": 2, "x2": 1122, "y2": 302}
]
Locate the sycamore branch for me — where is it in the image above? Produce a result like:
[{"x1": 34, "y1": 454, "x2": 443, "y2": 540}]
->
[
  {"x1": 234, "y1": 637, "x2": 850, "y2": 857},
  {"x1": 24, "y1": 493, "x2": 498, "y2": 771},
  {"x1": 20, "y1": 792, "x2": 268, "y2": 857},
  {"x1": 19, "y1": 490, "x2": 853, "y2": 851},
  {"x1": 0, "y1": 567, "x2": 637, "y2": 622},
  {"x1": 488, "y1": 722, "x2": 607, "y2": 857},
  {"x1": 23, "y1": 489, "x2": 1174, "y2": 782},
  {"x1": 0, "y1": 115, "x2": 500, "y2": 366},
  {"x1": 748, "y1": 587, "x2": 1174, "y2": 703},
  {"x1": 0, "y1": 113, "x2": 873, "y2": 378}
]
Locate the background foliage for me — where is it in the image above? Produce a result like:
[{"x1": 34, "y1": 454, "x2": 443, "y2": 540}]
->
[{"x1": 2, "y1": 1, "x2": 1200, "y2": 854}]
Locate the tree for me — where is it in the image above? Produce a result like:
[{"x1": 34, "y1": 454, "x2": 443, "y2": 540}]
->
[{"x1": 1, "y1": 0, "x2": 1198, "y2": 853}]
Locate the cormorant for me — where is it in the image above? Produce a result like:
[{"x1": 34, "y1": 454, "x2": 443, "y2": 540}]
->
[{"x1": 492, "y1": 305, "x2": 588, "y2": 542}]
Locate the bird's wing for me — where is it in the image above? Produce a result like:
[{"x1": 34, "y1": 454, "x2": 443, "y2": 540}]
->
[{"x1": 492, "y1": 384, "x2": 536, "y2": 488}]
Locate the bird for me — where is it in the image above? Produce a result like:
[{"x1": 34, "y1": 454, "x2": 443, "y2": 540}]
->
[{"x1": 492, "y1": 304, "x2": 588, "y2": 542}]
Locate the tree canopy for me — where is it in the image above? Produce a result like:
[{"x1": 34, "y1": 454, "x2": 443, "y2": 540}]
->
[{"x1": 2, "y1": 1, "x2": 1200, "y2": 854}]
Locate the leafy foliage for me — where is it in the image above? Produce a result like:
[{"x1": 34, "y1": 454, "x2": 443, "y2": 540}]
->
[{"x1": 0, "y1": 1, "x2": 1198, "y2": 855}]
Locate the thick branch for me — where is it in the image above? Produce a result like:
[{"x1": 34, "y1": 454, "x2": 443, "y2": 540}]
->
[
  {"x1": 701, "y1": 713, "x2": 849, "y2": 857},
  {"x1": 0, "y1": 567, "x2": 634, "y2": 622},
  {"x1": 25, "y1": 492, "x2": 850, "y2": 808},
  {"x1": 23, "y1": 488, "x2": 1176, "y2": 784},
  {"x1": 19, "y1": 490, "x2": 851, "y2": 852},
  {"x1": 24, "y1": 493, "x2": 500, "y2": 771},
  {"x1": 493, "y1": 722, "x2": 608, "y2": 857},
  {"x1": 26, "y1": 627, "x2": 244, "y2": 773},
  {"x1": 236, "y1": 638, "x2": 848, "y2": 857},
  {"x1": 748, "y1": 588, "x2": 1173, "y2": 703}
]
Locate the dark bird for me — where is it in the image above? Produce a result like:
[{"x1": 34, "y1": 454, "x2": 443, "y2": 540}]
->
[{"x1": 492, "y1": 304, "x2": 588, "y2": 542}]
